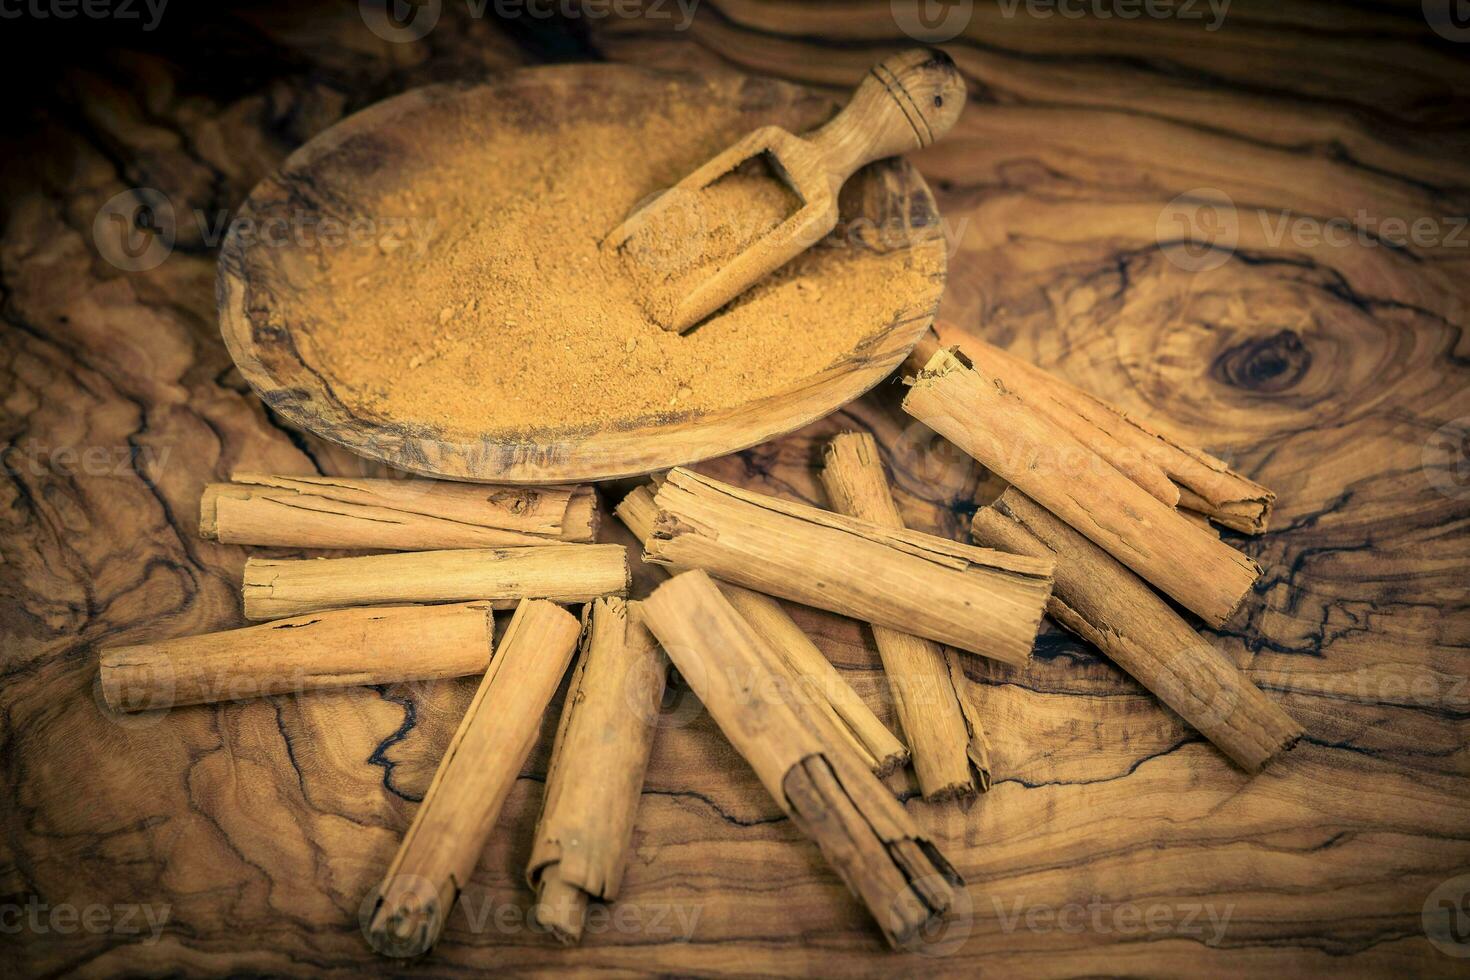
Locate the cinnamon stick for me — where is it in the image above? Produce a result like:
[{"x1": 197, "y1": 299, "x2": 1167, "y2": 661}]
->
[
  {"x1": 720, "y1": 588, "x2": 909, "y2": 777},
  {"x1": 642, "y1": 468, "x2": 1053, "y2": 666},
  {"x1": 906, "y1": 333, "x2": 1177, "y2": 506},
  {"x1": 527, "y1": 597, "x2": 667, "y2": 944},
  {"x1": 903, "y1": 348, "x2": 1259, "y2": 627},
  {"x1": 909, "y1": 328, "x2": 1274, "y2": 532},
  {"x1": 241, "y1": 544, "x2": 628, "y2": 620},
  {"x1": 640, "y1": 570, "x2": 962, "y2": 950},
  {"x1": 366, "y1": 599, "x2": 581, "y2": 957},
  {"x1": 971, "y1": 489, "x2": 1301, "y2": 771},
  {"x1": 201, "y1": 473, "x2": 597, "y2": 550},
  {"x1": 821, "y1": 432, "x2": 992, "y2": 800},
  {"x1": 617, "y1": 485, "x2": 907, "y2": 775},
  {"x1": 98, "y1": 602, "x2": 495, "y2": 712}
]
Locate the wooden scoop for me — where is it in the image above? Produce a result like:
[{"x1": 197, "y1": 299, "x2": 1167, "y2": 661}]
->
[{"x1": 604, "y1": 48, "x2": 967, "y2": 334}]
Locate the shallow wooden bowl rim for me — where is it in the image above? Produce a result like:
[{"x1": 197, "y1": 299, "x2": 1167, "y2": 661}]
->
[{"x1": 217, "y1": 63, "x2": 947, "y2": 483}]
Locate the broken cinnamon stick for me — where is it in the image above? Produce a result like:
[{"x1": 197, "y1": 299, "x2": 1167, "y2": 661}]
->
[
  {"x1": 971, "y1": 489, "x2": 1301, "y2": 771},
  {"x1": 98, "y1": 602, "x2": 495, "y2": 712},
  {"x1": 366, "y1": 599, "x2": 581, "y2": 958},
  {"x1": 821, "y1": 432, "x2": 992, "y2": 800},
  {"x1": 642, "y1": 468, "x2": 1053, "y2": 666},
  {"x1": 241, "y1": 544, "x2": 628, "y2": 620},
  {"x1": 903, "y1": 348, "x2": 1259, "y2": 627},
  {"x1": 527, "y1": 597, "x2": 668, "y2": 944},
  {"x1": 909, "y1": 328, "x2": 1274, "y2": 532},
  {"x1": 617, "y1": 485, "x2": 907, "y2": 775},
  {"x1": 201, "y1": 473, "x2": 598, "y2": 549},
  {"x1": 640, "y1": 570, "x2": 962, "y2": 949}
]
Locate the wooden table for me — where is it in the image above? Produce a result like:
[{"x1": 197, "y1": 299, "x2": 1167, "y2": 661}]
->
[{"x1": 3, "y1": 2, "x2": 1467, "y2": 976}]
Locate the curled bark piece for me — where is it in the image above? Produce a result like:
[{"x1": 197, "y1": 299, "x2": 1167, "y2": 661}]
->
[
  {"x1": 366, "y1": 599, "x2": 581, "y2": 958},
  {"x1": 241, "y1": 544, "x2": 628, "y2": 620},
  {"x1": 903, "y1": 348, "x2": 1259, "y2": 627},
  {"x1": 202, "y1": 473, "x2": 598, "y2": 548},
  {"x1": 821, "y1": 432, "x2": 992, "y2": 800},
  {"x1": 971, "y1": 489, "x2": 1301, "y2": 772},
  {"x1": 527, "y1": 597, "x2": 668, "y2": 944},
  {"x1": 640, "y1": 570, "x2": 963, "y2": 950},
  {"x1": 98, "y1": 602, "x2": 495, "y2": 711},
  {"x1": 643, "y1": 468, "x2": 1053, "y2": 665},
  {"x1": 617, "y1": 486, "x2": 907, "y2": 776}
]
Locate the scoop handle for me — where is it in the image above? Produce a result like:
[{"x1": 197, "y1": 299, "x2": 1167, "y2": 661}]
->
[{"x1": 807, "y1": 48, "x2": 967, "y2": 187}]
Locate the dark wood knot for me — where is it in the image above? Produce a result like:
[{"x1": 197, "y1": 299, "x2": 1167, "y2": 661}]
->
[{"x1": 1212, "y1": 330, "x2": 1311, "y2": 393}]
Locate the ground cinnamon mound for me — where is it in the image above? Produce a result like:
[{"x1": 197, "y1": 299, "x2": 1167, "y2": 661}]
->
[{"x1": 303, "y1": 99, "x2": 937, "y2": 437}]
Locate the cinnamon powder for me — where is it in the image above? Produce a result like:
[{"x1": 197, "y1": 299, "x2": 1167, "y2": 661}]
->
[
  {"x1": 300, "y1": 95, "x2": 939, "y2": 437},
  {"x1": 616, "y1": 162, "x2": 802, "y2": 327}
]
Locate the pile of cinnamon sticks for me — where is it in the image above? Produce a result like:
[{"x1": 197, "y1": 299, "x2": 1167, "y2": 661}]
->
[
  {"x1": 902, "y1": 330, "x2": 1301, "y2": 771},
  {"x1": 94, "y1": 332, "x2": 1299, "y2": 957}
]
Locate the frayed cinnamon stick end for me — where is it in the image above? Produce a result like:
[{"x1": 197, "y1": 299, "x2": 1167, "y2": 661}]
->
[
  {"x1": 871, "y1": 747, "x2": 911, "y2": 781},
  {"x1": 783, "y1": 753, "x2": 964, "y2": 950},
  {"x1": 364, "y1": 875, "x2": 453, "y2": 960}
]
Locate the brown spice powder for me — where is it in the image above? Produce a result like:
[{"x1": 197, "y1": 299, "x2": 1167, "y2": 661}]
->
[
  {"x1": 300, "y1": 98, "x2": 938, "y2": 438},
  {"x1": 616, "y1": 163, "x2": 802, "y2": 327}
]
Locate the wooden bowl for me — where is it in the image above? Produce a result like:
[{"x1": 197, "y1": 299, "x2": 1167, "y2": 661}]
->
[{"x1": 217, "y1": 64, "x2": 947, "y2": 483}]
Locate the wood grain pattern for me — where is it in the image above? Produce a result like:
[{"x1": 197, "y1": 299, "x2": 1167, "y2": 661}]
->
[{"x1": 2, "y1": 1, "x2": 1468, "y2": 976}]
